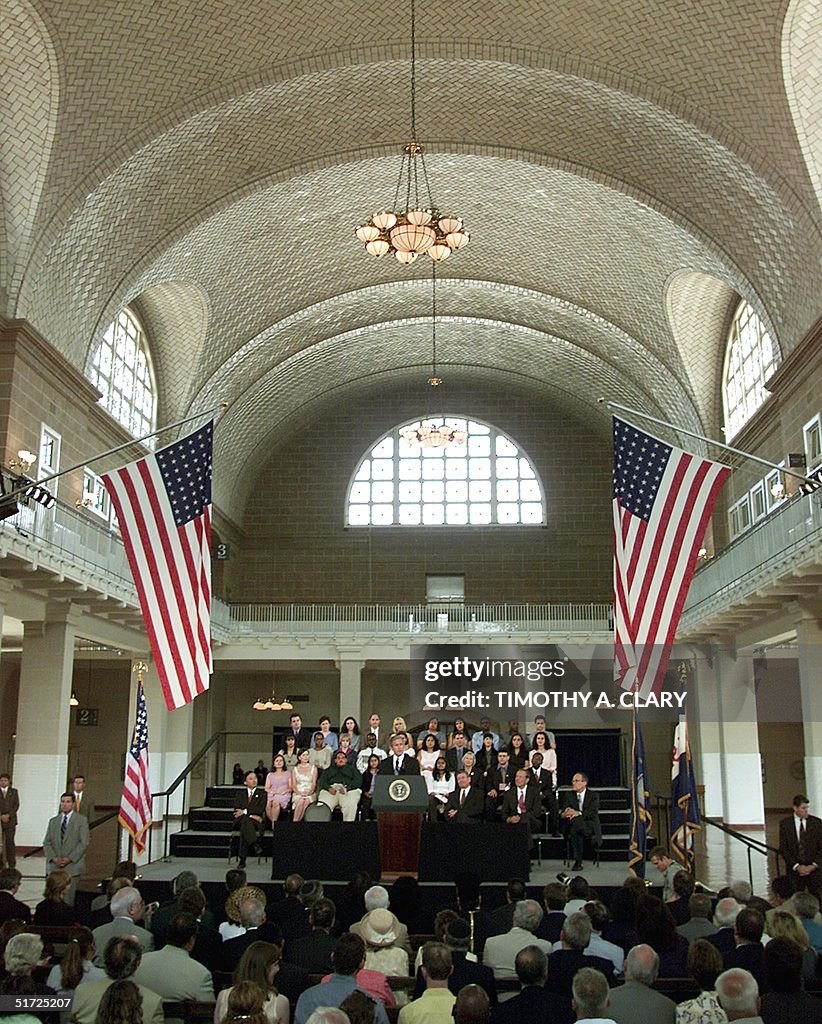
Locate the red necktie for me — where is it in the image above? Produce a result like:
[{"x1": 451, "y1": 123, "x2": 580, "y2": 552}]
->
[
  {"x1": 518, "y1": 790, "x2": 526, "y2": 813},
  {"x1": 460, "y1": 789, "x2": 466, "y2": 806}
]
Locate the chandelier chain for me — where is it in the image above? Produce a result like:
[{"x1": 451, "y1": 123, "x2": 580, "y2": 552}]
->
[
  {"x1": 431, "y1": 263, "x2": 438, "y2": 379},
  {"x1": 410, "y1": 0, "x2": 417, "y2": 139}
]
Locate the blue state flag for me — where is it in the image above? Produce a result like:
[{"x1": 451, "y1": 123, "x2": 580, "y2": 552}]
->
[
  {"x1": 671, "y1": 714, "x2": 701, "y2": 867},
  {"x1": 628, "y1": 712, "x2": 653, "y2": 877}
]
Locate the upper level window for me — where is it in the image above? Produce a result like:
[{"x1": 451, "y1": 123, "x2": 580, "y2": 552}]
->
[
  {"x1": 722, "y1": 301, "x2": 779, "y2": 439},
  {"x1": 89, "y1": 309, "x2": 156, "y2": 439},
  {"x1": 346, "y1": 417, "x2": 545, "y2": 526}
]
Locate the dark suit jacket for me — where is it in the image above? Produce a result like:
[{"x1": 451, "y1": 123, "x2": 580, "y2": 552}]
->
[
  {"x1": 546, "y1": 949, "x2": 616, "y2": 997},
  {"x1": 779, "y1": 813, "x2": 822, "y2": 868},
  {"x1": 0, "y1": 889, "x2": 32, "y2": 924},
  {"x1": 0, "y1": 786, "x2": 19, "y2": 825},
  {"x1": 445, "y1": 747, "x2": 470, "y2": 774},
  {"x1": 559, "y1": 788, "x2": 601, "y2": 842},
  {"x1": 535, "y1": 910, "x2": 565, "y2": 944},
  {"x1": 287, "y1": 928, "x2": 335, "y2": 973},
  {"x1": 708, "y1": 926, "x2": 737, "y2": 956},
  {"x1": 222, "y1": 927, "x2": 266, "y2": 970},
  {"x1": 760, "y1": 989, "x2": 822, "y2": 1023},
  {"x1": 232, "y1": 787, "x2": 267, "y2": 819},
  {"x1": 724, "y1": 941, "x2": 766, "y2": 990},
  {"x1": 378, "y1": 752, "x2": 420, "y2": 775},
  {"x1": 499, "y1": 783, "x2": 543, "y2": 829},
  {"x1": 412, "y1": 951, "x2": 498, "y2": 1004},
  {"x1": 529, "y1": 768, "x2": 555, "y2": 801},
  {"x1": 265, "y1": 895, "x2": 311, "y2": 940},
  {"x1": 445, "y1": 785, "x2": 485, "y2": 823},
  {"x1": 490, "y1": 984, "x2": 574, "y2": 1024}
]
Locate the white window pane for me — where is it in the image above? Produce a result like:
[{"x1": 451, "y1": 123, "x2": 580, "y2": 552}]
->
[
  {"x1": 372, "y1": 458, "x2": 393, "y2": 480},
  {"x1": 399, "y1": 459, "x2": 421, "y2": 480},
  {"x1": 469, "y1": 504, "x2": 492, "y2": 524},
  {"x1": 498, "y1": 503, "x2": 520, "y2": 523},
  {"x1": 399, "y1": 504, "x2": 421, "y2": 525},
  {"x1": 349, "y1": 482, "x2": 370, "y2": 503},
  {"x1": 521, "y1": 503, "x2": 543, "y2": 523},
  {"x1": 468, "y1": 421, "x2": 489, "y2": 435},
  {"x1": 399, "y1": 433, "x2": 421, "y2": 454},
  {"x1": 446, "y1": 504, "x2": 469, "y2": 524},
  {"x1": 497, "y1": 480, "x2": 519, "y2": 501},
  {"x1": 495, "y1": 435, "x2": 517, "y2": 455},
  {"x1": 372, "y1": 481, "x2": 394, "y2": 503},
  {"x1": 519, "y1": 459, "x2": 535, "y2": 478},
  {"x1": 422, "y1": 445, "x2": 445, "y2": 460},
  {"x1": 354, "y1": 460, "x2": 371, "y2": 481},
  {"x1": 520, "y1": 480, "x2": 541, "y2": 501},
  {"x1": 445, "y1": 458, "x2": 467, "y2": 479},
  {"x1": 423, "y1": 481, "x2": 444, "y2": 502},
  {"x1": 497, "y1": 457, "x2": 518, "y2": 478},
  {"x1": 348, "y1": 505, "x2": 370, "y2": 525},
  {"x1": 469, "y1": 458, "x2": 490, "y2": 479},
  {"x1": 399, "y1": 481, "x2": 421, "y2": 502},
  {"x1": 422, "y1": 504, "x2": 445, "y2": 525},
  {"x1": 467, "y1": 435, "x2": 490, "y2": 456},
  {"x1": 422, "y1": 459, "x2": 445, "y2": 480},
  {"x1": 372, "y1": 437, "x2": 394, "y2": 457},
  {"x1": 446, "y1": 480, "x2": 468, "y2": 502},
  {"x1": 469, "y1": 480, "x2": 491, "y2": 501},
  {"x1": 372, "y1": 504, "x2": 394, "y2": 525}
]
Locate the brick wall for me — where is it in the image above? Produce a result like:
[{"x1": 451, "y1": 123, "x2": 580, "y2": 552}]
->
[{"x1": 229, "y1": 381, "x2": 614, "y2": 604}]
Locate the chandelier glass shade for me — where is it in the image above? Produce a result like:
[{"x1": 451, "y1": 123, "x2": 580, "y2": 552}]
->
[
  {"x1": 354, "y1": 1, "x2": 469, "y2": 265},
  {"x1": 252, "y1": 695, "x2": 294, "y2": 711}
]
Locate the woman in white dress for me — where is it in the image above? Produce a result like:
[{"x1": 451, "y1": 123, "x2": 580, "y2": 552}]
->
[
  {"x1": 425, "y1": 756, "x2": 455, "y2": 821},
  {"x1": 290, "y1": 749, "x2": 317, "y2": 822}
]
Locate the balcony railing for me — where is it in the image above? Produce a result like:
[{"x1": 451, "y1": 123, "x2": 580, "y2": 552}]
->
[{"x1": 681, "y1": 493, "x2": 822, "y2": 627}]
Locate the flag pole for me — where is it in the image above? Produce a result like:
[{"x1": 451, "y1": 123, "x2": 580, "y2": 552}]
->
[
  {"x1": 602, "y1": 399, "x2": 814, "y2": 486},
  {"x1": 3, "y1": 403, "x2": 226, "y2": 504}
]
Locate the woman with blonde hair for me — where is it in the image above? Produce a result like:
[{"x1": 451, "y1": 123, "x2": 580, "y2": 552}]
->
[
  {"x1": 214, "y1": 945, "x2": 288, "y2": 1024},
  {"x1": 767, "y1": 909, "x2": 817, "y2": 980},
  {"x1": 390, "y1": 716, "x2": 407, "y2": 737},
  {"x1": 34, "y1": 869, "x2": 76, "y2": 925}
]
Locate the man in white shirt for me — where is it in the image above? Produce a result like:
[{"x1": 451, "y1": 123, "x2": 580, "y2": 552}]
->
[
  {"x1": 471, "y1": 718, "x2": 500, "y2": 753},
  {"x1": 356, "y1": 733, "x2": 387, "y2": 772}
]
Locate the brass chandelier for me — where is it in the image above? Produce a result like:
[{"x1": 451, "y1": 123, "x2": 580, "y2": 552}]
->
[{"x1": 354, "y1": 0, "x2": 470, "y2": 265}]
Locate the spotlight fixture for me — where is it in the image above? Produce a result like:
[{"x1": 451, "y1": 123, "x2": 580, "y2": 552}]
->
[
  {"x1": 401, "y1": 265, "x2": 468, "y2": 450},
  {"x1": 354, "y1": 0, "x2": 469, "y2": 264}
]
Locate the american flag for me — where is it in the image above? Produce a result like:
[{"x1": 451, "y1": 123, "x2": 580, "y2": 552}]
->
[
  {"x1": 119, "y1": 680, "x2": 152, "y2": 854},
  {"x1": 103, "y1": 422, "x2": 213, "y2": 710},
  {"x1": 613, "y1": 418, "x2": 730, "y2": 697}
]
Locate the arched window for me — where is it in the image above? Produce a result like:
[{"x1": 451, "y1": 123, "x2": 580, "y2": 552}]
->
[
  {"x1": 89, "y1": 309, "x2": 156, "y2": 438},
  {"x1": 346, "y1": 417, "x2": 545, "y2": 526},
  {"x1": 723, "y1": 301, "x2": 780, "y2": 438}
]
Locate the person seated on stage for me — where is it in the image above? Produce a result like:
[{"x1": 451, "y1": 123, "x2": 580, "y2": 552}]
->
[
  {"x1": 499, "y1": 769, "x2": 543, "y2": 833},
  {"x1": 416, "y1": 717, "x2": 446, "y2": 751},
  {"x1": 418, "y1": 733, "x2": 441, "y2": 774},
  {"x1": 359, "y1": 755, "x2": 382, "y2": 821},
  {"x1": 483, "y1": 749, "x2": 514, "y2": 820},
  {"x1": 254, "y1": 760, "x2": 267, "y2": 786},
  {"x1": 233, "y1": 771, "x2": 267, "y2": 868},
  {"x1": 559, "y1": 772, "x2": 601, "y2": 871},
  {"x1": 471, "y1": 718, "x2": 500, "y2": 753},
  {"x1": 341, "y1": 717, "x2": 362, "y2": 752},
  {"x1": 337, "y1": 733, "x2": 358, "y2": 766},
  {"x1": 318, "y1": 750, "x2": 363, "y2": 821},
  {"x1": 278, "y1": 734, "x2": 299, "y2": 769},
  {"x1": 356, "y1": 734, "x2": 387, "y2": 773},
  {"x1": 474, "y1": 734, "x2": 498, "y2": 781},
  {"x1": 445, "y1": 771, "x2": 485, "y2": 824},
  {"x1": 318, "y1": 715, "x2": 338, "y2": 752},
  {"x1": 447, "y1": 719, "x2": 469, "y2": 748},
  {"x1": 378, "y1": 732, "x2": 421, "y2": 776},
  {"x1": 529, "y1": 753, "x2": 560, "y2": 835},
  {"x1": 291, "y1": 749, "x2": 319, "y2": 822},
  {"x1": 527, "y1": 716, "x2": 556, "y2": 749},
  {"x1": 505, "y1": 733, "x2": 529, "y2": 772},
  {"x1": 529, "y1": 734, "x2": 558, "y2": 788},
  {"x1": 461, "y1": 751, "x2": 479, "y2": 787},
  {"x1": 445, "y1": 732, "x2": 471, "y2": 774},
  {"x1": 308, "y1": 734, "x2": 333, "y2": 772},
  {"x1": 265, "y1": 755, "x2": 293, "y2": 824},
  {"x1": 391, "y1": 715, "x2": 409, "y2": 737},
  {"x1": 426, "y1": 756, "x2": 456, "y2": 821}
]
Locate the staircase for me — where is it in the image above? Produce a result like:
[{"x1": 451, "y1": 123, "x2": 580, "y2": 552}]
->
[{"x1": 170, "y1": 785, "x2": 636, "y2": 863}]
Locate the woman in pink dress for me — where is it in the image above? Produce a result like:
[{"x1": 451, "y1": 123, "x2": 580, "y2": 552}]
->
[
  {"x1": 290, "y1": 749, "x2": 317, "y2": 821},
  {"x1": 264, "y1": 754, "x2": 292, "y2": 824}
]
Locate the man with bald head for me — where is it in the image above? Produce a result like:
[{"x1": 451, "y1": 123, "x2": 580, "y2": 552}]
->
[
  {"x1": 715, "y1": 967, "x2": 764, "y2": 1022},
  {"x1": 455, "y1": 985, "x2": 491, "y2": 1024},
  {"x1": 605, "y1": 944, "x2": 676, "y2": 1024}
]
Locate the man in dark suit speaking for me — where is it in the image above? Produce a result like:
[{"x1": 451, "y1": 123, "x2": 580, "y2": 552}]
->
[
  {"x1": 378, "y1": 733, "x2": 420, "y2": 776},
  {"x1": 779, "y1": 793, "x2": 822, "y2": 899},
  {"x1": 559, "y1": 772, "x2": 601, "y2": 871},
  {"x1": 232, "y1": 771, "x2": 267, "y2": 868}
]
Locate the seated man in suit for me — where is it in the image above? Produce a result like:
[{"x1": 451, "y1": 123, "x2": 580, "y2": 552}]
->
[
  {"x1": 490, "y1": 945, "x2": 573, "y2": 1024},
  {"x1": 779, "y1": 793, "x2": 822, "y2": 899},
  {"x1": 378, "y1": 732, "x2": 421, "y2": 775},
  {"x1": 232, "y1": 770, "x2": 267, "y2": 868},
  {"x1": 499, "y1": 769, "x2": 543, "y2": 834},
  {"x1": 482, "y1": 900, "x2": 552, "y2": 983},
  {"x1": 723, "y1": 906, "x2": 765, "y2": 990},
  {"x1": 133, "y1": 912, "x2": 215, "y2": 1002},
  {"x1": 483, "y1": 750, "x2": 514, "y2": 821},
  {"x1": 446, "y1": 771, "x2": 485, "y2": 823},
  {"x1": 600, "y1": 945, "x2": 676, "y2": 1024},
  {"x1": 546, "y1": 912, "x2": 616, "y2": 999},
  {"x1": 559, "y1": 772, "x2": 600, "y2": 871},
  {"x1": 92, "y1": 886, "x2": 155, "y2": 965},
  {"x1": 446, "y1": 732, "x2": 471, "y2": 774}
]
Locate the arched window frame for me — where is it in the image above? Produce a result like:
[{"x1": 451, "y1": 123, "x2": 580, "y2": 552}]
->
[
  {"x1": 345, "y1": 415, "x2": 546, "y2": 527},
  {"x1": 722, "y1": 300, "x2": 780, "y2": 439},
  {"x1": 88, "y1": 308, "x2": 157, "y2": 442}
]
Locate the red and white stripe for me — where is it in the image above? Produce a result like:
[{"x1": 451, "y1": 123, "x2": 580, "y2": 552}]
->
[
  {"x1": 104, "y1": 459, "x2": 212, "y2": 711},
  {"x1": 615, "y1": 449, "x2": 730, "y2": 697},
  {"x1": 119, "y1": 745, "x2": 151, "y2": 853}
]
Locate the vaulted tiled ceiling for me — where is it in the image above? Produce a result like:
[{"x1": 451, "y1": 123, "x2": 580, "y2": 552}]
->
[{"x1": 1, "y1": 0, "x2": 819, "y2": 521}]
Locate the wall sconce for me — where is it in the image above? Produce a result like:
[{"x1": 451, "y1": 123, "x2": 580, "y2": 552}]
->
[{"x1": 9, "y1": 450, "x2": 37, "y2": 473}]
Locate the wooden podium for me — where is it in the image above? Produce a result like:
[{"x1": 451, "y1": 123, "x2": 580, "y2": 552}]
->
[{"x1": 373, "y1": 775, "x2": 429, "y2": 876}]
